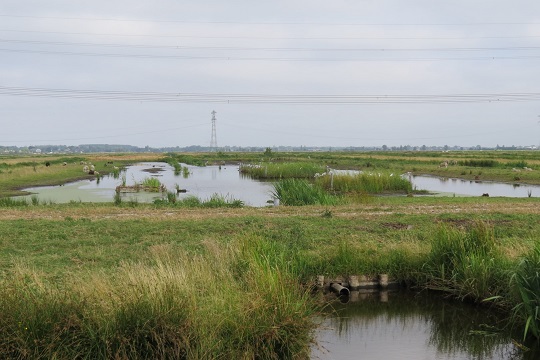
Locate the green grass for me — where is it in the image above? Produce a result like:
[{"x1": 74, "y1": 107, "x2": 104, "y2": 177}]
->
[
  {"x1": 511, "y1": 243, "x2": 540, "y2": 341},
  {"x1": 1, "y1": 201, "x2": 540, "y2": 354},
  {"x1": 316, "y1": 172, "x2": 412, "y2": 194},
  {"x1": 0, "y1": 237, "x2": 316, "y2": 359},
  {"x1": 240, "y1": 162, "x2": 326, "y2": 179},
  {"x1": 272, "y1": 179, "x2": 340, "y2": 206},
  {"x1": 140, "y1": 177, "x2": 163, "y2": 189},
  {"x1": 153, "y1": 194, "x2": 244, "y2": 208},
  {"x1": 419, "y1": 221, "x2": 510, "y2": 302}
]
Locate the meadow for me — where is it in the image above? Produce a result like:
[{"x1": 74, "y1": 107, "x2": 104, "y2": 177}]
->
[{"x1": 1, "y1": 150, "x2": 540, "y2": 358}]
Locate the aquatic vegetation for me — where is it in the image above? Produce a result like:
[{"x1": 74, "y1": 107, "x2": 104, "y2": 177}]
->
[
  {"x1": 164, "y1": 156, "x2": 182, "y2": 175},
  {"x1": 116, "y1": 177, "x2": 167, "y2": 194},
  {"x1": 272, "y1": 178, "x2": 340, "y2": 206},
  {"x1": 0, "y1": 197, "x2": 28, "y2": 207},
  {"x1": 316, "y1": 171, "x2": 412, "y2": 194},
  {"x1": 140, "y1": 177, "x2": 162, "y2": 189},
  {"x1": 421, "y1": 221, "x2": 509, "y2": 301},
  {"x1": 154, "y1": 193, "x2": 244, "y2": 208},
  {"x1": 240, "y1": 162, "x2": 325, "y2": 179},
  {"x1": 182, "y1": 167, "x2": 190, "y2": 178},
  {"x1": 511, "y1": 244, "x2": 540, "y2": 341}
]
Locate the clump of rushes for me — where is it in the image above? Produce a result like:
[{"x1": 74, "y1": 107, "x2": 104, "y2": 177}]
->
[
  {"x1": 511, "y1": 244, "x2": 540, "y2": 341},
  {"x1": 272, "y1": 179, "x2": 340, "y2": 206},
  {"x1": 421, "y1": 221, "x2": 509, "y2": 302},
  {"x1": 166, "y1": 191, "x2": 176, "y2": 204},
  {"x1": 316, "y1": 172, "x2": 412, "y2": 194},
  {"x1": 240, "y1": 162, "x2": 326, "y2": 179},
  {"x1": 140, "y1": 177, "x2": 166, "y2": 192},
  {"x1": 0, "y1": 197, "x2": 28, "y2": 207},
  {"x1": 154, "y1": 194, "x2": 244, "y2": 208},
  {"x1": 164, "y1": 156, "x2": 182, "y2": 175},
  {"x1": 113, "y1": 191, "x2": 122, "y2": 205},
  {"x1": 182, "y1": 167, "x2": 190, "y2": 178},
  {"x1": 0, "y1": 238, "x2": 316, "y2": 359}
]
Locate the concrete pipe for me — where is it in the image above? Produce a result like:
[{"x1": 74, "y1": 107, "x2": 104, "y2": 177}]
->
[{"x1": 330, "y1": 283, "x2": 350, "y2": 297}]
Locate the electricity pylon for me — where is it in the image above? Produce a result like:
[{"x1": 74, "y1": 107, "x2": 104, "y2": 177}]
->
[{"x1": 210, "y1": 110, "x2": 217, "y2": 151}]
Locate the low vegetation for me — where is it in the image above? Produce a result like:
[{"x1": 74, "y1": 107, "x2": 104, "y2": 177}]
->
[
  {"x1": 2, "y1": 151, "x2": 540, "y2": 357},
  {"x1": 153, "y1": 194, "x2": 244, "y2": 208},
  {"x1": 272, "y1": 179, "x2": 340, "y2": 206},
  {"x1": 316, "y1": 171, "x2": 412, "y2": 194},
  {"x1": 0, "y1": 237, "x2": 316, "y2": 359},
  {"x1": 239, "y1": 162, "x2": 325, "y2": 179}
]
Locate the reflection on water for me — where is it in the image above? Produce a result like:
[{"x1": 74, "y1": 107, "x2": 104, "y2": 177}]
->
[
  {"x1": 408, "y1": 175, "x2": 540, "y2": 197},
  {"x1": 313, "y1": 291, "x2": 538, "y2": 360},
  {"x1": 17, "y1": 163, "x2": 275, "y2": 206}
]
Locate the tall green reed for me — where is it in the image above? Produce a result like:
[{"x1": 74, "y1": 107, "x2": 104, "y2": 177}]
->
[
  {"x1": 421, "y1": 221, "x2": 509, "y2": 301},
  {"x1": 240, "y1": 162, "x2": 325, "y2": 179},
  {"x1": 316, "y1": 172, "x2": 412, "y2": 194},
  {"x1": 0, "y1": 237, "x2": 317, "y2": 359},
  {"x1": 511, "y1": 244, "x2": 540, "y2": 341},
  {"x1": 272, "y1": 179, "x2": 340, "y2": 206}
]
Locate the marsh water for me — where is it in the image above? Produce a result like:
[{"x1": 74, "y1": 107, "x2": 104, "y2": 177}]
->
[
  {"x1": 312, "y1": 290, "x2": 537, "y2": 360},
  {"x1": 18, "y1": 163, "x2": 275, "y2": 206},
  {"x1": 408, "y1": 174, "x2": 540, "y2": 198},
  {"x1": 17, "y1": 163, "x2": 540, "y2": 205}
]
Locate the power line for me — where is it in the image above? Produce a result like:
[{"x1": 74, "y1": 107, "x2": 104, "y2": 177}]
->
[
  {"x1": 1, "y1": 14, "x2": 538, "y2": 26},
  {"x1": 2, "y1": 47, "x2": 540, "y2": 61},
  {"x1": 0, "y1": 122, "x2": 207, "y2": 143},
  {"x1": 3, "y1": 38, "x2": 540, "y2": 52},
  {"x1": 1, "y1": 86, "x2": 540, "y2": 104},
  {"x1": 1, "y1": 28, "x2": 538, "y2": 41}
]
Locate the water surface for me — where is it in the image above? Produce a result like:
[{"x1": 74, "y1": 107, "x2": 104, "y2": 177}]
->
[
  {"x1": 19, "y1": 163, "x2": 275, "y2": 206},
  {"x1": 408, "y1": 174, "x2": 540, "y2": 198},
  {"x1": 313, "y1": 290, "x2": 536, "y2": 360}
]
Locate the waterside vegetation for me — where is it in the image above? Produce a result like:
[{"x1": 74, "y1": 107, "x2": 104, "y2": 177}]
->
[
  {"x1": 1, "y1": 197, "x2": 540, "y2": 357},
  {"x1": 2, "y1": 151, "x2": 540, "y2": 357}
]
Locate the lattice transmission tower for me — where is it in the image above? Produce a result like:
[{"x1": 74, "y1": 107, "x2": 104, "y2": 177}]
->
[{"x1": 210, "y1": 110, "x2": 218, "y2": 151}]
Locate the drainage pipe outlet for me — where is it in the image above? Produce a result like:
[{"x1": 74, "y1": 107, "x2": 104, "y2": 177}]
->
[{"x1": 330, "y1": 283, "x2": 350, "y2": 297}]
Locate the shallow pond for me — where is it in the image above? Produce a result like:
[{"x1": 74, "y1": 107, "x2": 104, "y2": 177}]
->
[
  {"x1": 312, "y1": 290, "x2": 537, "y2": 360},
  {"x1": 17, "y1": 163, "x2": 540, "y2": 205},
  {"x1": 408, "y1": 174, "x2": 540, "y2": 198},
  {"x1": 18, "y1": 163, "x2": 275, "y2": 207}
]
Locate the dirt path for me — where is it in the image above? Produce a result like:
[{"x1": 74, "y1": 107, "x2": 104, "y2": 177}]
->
[{"x1": 1, "y1": 200, "x2": 539, "y2": 221}]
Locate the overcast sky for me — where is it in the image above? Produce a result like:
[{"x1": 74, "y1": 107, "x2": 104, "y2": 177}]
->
[{"x1": 1, "y1": 1, "x2": 540, "y2": 148}]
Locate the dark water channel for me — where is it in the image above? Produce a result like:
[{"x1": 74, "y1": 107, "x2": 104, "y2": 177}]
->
[{"x1": 312, "y1": 290, "x2": 537, "y2": 360}]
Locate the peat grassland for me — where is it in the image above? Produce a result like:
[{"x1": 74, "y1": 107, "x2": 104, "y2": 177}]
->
[{"x1": 1, "y1": 151, "x2": 540, "y2": 358}]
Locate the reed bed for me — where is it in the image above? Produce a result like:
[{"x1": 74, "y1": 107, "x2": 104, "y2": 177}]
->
[
  {"x1": 153, "y1": 194, "x2": 244, "y2": 208},
  {"x1": 0, "y1": 238, "x2": 317, "y2": 359},
  {"x1": 511, "y1": 244, "x2": 540, "y2": 341},
  {"x1": 272, "y1": 179, "x2": 340, "y2": 206},
  {"x1": 420, "y1": 221, "x2": 510, "y2": 302},
  {"x1": 316, "y1": 172, "x2": 412, "y2": 194},
  {"x1": 240, "y1": 162, "x2": 325, "y2": 179}
]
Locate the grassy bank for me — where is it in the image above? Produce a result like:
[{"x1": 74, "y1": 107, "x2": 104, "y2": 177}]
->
[
  {"x1": 0, "y1": 153, "x2": 162, "y2": 197},
  {"x1": 1, "y1": 197, "x2": 540, "y2": 356}
]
